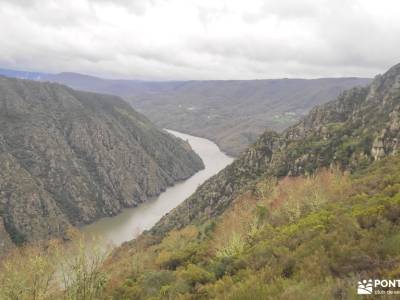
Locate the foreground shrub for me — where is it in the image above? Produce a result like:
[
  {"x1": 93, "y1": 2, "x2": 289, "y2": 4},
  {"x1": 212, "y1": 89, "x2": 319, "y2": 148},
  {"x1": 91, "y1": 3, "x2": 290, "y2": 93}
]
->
[{"x1": 0, "y1": 230, "x2": 109, "y2": 300}]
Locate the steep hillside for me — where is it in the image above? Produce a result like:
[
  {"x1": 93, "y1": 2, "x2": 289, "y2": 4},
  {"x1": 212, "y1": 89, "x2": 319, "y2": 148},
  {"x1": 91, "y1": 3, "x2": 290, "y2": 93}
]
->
[
  {"x1": 104, "y1": 154, "x2": 400, "y2": 299},
  {"x1": 0, "y1": 69, "x2": 371, "y2": 156},
  {"x1": 98, "y1": 62, "x2": 400, "y2": 300},
  {"x1": 151, "y1": 62, "x2": 399, "y2": 236},
  {"x1": 0, "y1": 77, "x2": 204, "y2": 253}
]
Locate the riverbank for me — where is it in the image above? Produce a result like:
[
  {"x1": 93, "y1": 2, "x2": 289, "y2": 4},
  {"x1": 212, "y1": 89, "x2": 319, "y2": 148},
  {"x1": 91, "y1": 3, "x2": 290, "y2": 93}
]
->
[{"x1": 81, "y1": 129, "x2": 233, "y2": 246}]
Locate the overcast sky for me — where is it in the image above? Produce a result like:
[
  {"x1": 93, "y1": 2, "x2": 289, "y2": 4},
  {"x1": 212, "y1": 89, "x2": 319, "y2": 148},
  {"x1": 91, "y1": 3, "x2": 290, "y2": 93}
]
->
[{"x1": 0, "y1": 0, "x2": 399, "y2": 80}]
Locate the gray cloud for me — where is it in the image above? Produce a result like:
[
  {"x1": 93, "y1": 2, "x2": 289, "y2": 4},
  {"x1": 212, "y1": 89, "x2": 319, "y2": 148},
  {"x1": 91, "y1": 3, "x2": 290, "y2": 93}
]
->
[{"x1": 0, "y1": 0, "x2": 398, "y2": 80}]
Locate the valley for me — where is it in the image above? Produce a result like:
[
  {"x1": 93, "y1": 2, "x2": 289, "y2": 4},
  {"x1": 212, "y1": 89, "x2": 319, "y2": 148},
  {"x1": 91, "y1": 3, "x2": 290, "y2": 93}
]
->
[
  {"x1": 0, "y1": 62, "x2": 399, "y2": 299},
  {"x1": 1, "y1": 1, "x2": 399, "y2": 299},
  {"x1": 0, "y1": 69, "x2": 371, "y2": 156}
]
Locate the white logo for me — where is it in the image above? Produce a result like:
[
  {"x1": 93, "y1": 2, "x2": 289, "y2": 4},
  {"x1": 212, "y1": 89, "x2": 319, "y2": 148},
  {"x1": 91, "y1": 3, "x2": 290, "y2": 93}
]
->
[{"x1": 358, "y1": 279, "x2": 373, "y2": 295}]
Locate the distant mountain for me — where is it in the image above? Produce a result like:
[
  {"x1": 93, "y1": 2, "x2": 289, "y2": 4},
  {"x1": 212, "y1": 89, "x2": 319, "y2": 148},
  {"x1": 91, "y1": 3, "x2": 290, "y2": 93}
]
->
[
  {"x1": 0, "y1": 69, "x2": 183, "y2": 96},
  {"x1": 127, "y1": 78, "x2": 372, "y2": 156},
  {"x1": 0, "y1": 68, "x2": 47, "y2": 80},
  {"x1": 0, "y1": 76, "x2": 204, "y2": 253},
  {"x1": 0, "y1": 68, "x2": 372, "y2": 156}
]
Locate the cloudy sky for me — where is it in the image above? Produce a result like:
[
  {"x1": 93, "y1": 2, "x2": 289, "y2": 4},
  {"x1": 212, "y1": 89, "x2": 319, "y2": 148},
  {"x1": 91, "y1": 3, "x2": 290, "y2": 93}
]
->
[{"x1": 0, "y1": 0, "x2": 399, "y2": 80}]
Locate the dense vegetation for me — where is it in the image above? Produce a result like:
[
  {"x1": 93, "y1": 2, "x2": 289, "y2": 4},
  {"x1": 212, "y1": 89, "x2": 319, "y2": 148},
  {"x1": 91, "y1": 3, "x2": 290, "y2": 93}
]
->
[
  {"x1": 104, "y1": 155, "x2": 400, "y2": 299},
  {"x1": 102, "y1": 63, "x2": 400, "y2": 299},
  {"x1": 2, "y1": 154, "x2": 399, "y2": 299}
]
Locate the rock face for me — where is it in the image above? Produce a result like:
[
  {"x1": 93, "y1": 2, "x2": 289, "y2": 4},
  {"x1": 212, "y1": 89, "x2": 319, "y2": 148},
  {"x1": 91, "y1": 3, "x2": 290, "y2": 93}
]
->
[
  {"x1": 151, "y1": 62, "x2": 400, "y2": 236},
  {"x1": 0, "y1": 76, "x2": 204, "y2": 252}
]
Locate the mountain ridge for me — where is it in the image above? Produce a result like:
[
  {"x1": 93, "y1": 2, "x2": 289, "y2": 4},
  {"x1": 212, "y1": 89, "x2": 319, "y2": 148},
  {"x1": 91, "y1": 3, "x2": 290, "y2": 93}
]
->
[
  {"x1": 0, "y1": 76, "x2": 204, "y2": 254},
  {"x1": 0, "y1": 68, "x2": 372, "y2": 156}
]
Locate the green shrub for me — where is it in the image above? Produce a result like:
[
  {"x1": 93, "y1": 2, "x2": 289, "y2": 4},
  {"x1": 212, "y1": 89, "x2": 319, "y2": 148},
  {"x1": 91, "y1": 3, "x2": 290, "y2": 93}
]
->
[{"x1": 179, "y1": 264, "x2": 214, "y2": 286}]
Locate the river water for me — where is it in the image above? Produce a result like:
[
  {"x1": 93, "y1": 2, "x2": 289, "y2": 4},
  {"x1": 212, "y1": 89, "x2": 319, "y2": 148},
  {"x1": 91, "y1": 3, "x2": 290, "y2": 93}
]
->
[{"x1": 81, "y1": 129, "x2": 233, "y2": 246}]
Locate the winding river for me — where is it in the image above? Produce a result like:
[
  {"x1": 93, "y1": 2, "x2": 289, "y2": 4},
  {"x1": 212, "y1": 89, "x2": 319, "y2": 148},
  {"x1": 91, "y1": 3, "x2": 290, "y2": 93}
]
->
[{"x1": 81, "y1": 129, "x2": 233, "y2": 246}]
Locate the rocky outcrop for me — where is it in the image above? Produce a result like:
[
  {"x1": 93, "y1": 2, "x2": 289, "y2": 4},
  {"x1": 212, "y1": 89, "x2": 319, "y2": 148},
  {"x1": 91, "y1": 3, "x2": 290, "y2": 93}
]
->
[
  {"x1": 0, "y1": 77, "x2": 204, "y2": 250},
  {"x1": 151, "y1": 62, "x2": 400, "y2": 236}
]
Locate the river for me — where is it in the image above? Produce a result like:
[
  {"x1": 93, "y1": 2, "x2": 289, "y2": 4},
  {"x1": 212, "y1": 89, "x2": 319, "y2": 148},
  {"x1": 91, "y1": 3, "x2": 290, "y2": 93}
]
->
[{"x1": 81, "y1": 129, "x2": 233, "y2": 246}]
